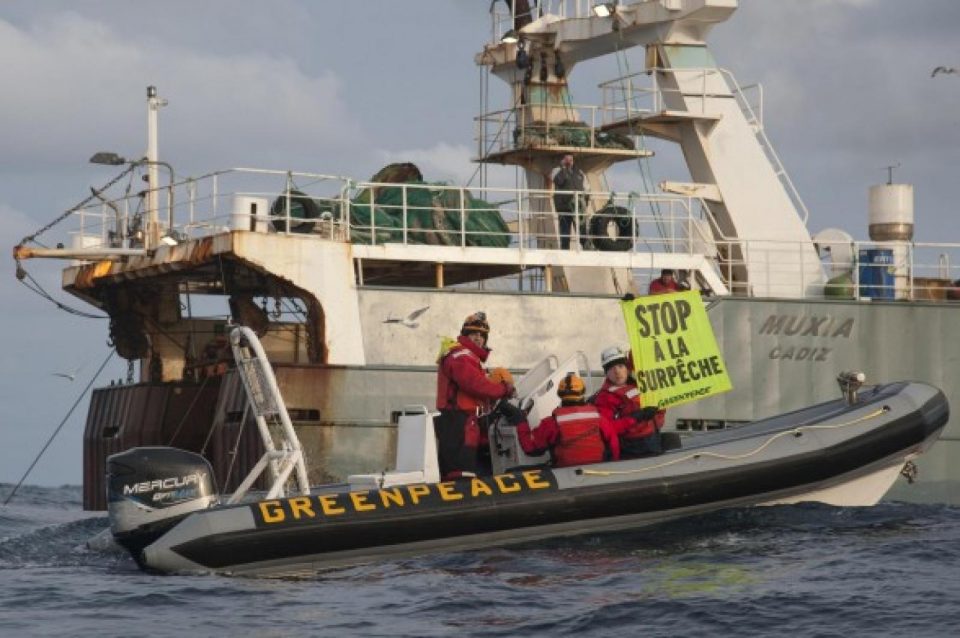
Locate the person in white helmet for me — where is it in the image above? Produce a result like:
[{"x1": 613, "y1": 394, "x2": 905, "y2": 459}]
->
[{"x1": 592, "y1": 345, "x2": 663, "y2": 458}]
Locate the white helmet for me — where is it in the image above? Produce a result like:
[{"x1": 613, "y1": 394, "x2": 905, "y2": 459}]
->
[{"x1": 600, "y1": 345, "x2": 628, "y2": 371}]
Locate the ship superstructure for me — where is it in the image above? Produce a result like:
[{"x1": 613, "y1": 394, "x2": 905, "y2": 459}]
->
[{"x1": 13, "y1": 0, "x2": 959, "y2": 508}]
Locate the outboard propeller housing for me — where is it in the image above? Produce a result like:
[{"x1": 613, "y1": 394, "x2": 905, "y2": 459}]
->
[{"x1": 107, "y1": 447, "x2": 218, "y2": 562}]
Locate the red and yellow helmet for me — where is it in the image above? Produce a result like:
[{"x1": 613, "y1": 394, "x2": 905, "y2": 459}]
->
[{"x1": 557, "y1": 373, "x2": 586, "y2": 401}]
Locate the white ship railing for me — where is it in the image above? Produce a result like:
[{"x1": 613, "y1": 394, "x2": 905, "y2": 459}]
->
[
  {"x1": 61, "y1": 167, "x2": 712, "y2": 253},
  {"x1": 48, "y1": 167, "x2": 960, "y2": 302},
  {"x1": 490, "y1": 1, "x2": 644, "y2": 42},
  {"x1": 476, "y1": 102, "x2": 644, "y2": 159},
  {"x1": 599, "y1": 66, "x2": 810, "y2": 224}
]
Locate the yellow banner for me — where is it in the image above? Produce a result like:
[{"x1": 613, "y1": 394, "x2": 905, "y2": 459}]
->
[{"x1": 620, "y1": 290, "x2": 732, "y2": 409}]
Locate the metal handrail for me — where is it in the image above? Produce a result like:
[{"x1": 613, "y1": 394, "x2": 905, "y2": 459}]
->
[
  {"x1": 29, "y1": 166, "x2": 960, "y2": 302},
  {"x1": 598, "y1": 66, "x2": 810, "y2": 225},
  {"x1": 475, "y1": 101, "x2": 647, "y2": 157}
]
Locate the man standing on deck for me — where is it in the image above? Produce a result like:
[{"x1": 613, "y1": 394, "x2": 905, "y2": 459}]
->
[
  {"x1": 552, "y1": 153, "x2": 588, "y2": 249},
  {"x1": 435, "y1": 312, "x2": 515, "y2": 479}
]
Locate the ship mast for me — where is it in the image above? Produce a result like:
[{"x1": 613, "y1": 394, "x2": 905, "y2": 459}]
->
[
  {"x1": 145, "y1": 85, "x2": 167, "y2": 249},
  {"x1": 477, "y1": 0, "x2": 824, "y2": 297}
]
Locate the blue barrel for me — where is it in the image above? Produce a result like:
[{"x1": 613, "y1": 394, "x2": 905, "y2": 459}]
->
[{"x1": 858, "y1": 249, "x2": 895, "y2": 299}]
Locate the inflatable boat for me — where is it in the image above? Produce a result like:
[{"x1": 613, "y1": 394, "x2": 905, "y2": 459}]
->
[{"x1": 106, "y1": 328, "x2": 948, "y2": 576}]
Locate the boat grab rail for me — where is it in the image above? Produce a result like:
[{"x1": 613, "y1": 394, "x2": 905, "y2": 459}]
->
[
  {"x1": 227, "y1": 325, "x2": 310, "y2": 504},
  {"x1": 580, "y1": 406, "x2": 888, "y2": 478}
]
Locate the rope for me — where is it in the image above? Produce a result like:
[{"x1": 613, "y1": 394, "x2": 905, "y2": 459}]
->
[
  {"x1": 466, "y1": 64, "x2": 529, "y2": 188},
  {"x1": 2, "y1": 349, "x2": 116, "y2": 506},
  {"x1": 221, "y1": 403, "x2": 250, "y2": 491},
  {"x1": 166, "y1": 373, "x2": 212, "y2": 446},
  {"x1": 14, "y1": 165, "x2": 139, "y2": 321},
  {"x1": 17, "y1": 165, "x2": 137, "y2": 249},
  {"x1": 602, "y1": 33, "x2": 668, "y2": 253},
  {"x1": 17, "y1": 270, "x2": 107, "y2": 319},
  {"x1": 580, "y1": 407, "x2": 888, "y2": 478}
]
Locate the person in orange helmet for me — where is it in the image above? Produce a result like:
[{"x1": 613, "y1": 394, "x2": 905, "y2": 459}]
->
[{"x1": 503, "y1": 373, "x2": 621, "y2": 467}]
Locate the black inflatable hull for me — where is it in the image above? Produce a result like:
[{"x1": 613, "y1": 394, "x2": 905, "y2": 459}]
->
[{"x1": 129, "y1": 381, "x2": 947, "y2": 575}]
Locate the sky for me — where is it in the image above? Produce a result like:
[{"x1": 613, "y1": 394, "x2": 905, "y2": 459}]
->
[{"x1": 1, "y1": 0, "x2": 958, "y2": 489}]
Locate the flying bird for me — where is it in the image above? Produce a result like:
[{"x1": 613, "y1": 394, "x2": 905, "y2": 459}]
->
[
  {"x1": 931, "y1": 66, "x2": 957, "y2": 78},
  {"x1": 51, "y1": 368, "x2": 81, "y2": 381},
  {"x1": 383, "y1": 305, "x2": 430, "y2": 329}
]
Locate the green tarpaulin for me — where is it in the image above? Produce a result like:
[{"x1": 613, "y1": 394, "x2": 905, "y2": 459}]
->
[{"x1": 347, "y1": 164, "x2": 510, "y2": 247}]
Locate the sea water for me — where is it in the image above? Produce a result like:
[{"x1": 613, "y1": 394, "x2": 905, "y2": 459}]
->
[{"x1": 1, "y1": 484, "x2": 959, "y2": 637}]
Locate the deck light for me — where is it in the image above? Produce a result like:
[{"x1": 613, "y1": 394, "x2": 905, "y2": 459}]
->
[
  {"x1": 89, "y1": 151, "x2": 178, "y2": 244},
  {"x1": 592, "y1": 2, "x2": 617, "y2": 18},
  {"x1": 501, "y1": 29, "x2": 519, "y2": 44}
]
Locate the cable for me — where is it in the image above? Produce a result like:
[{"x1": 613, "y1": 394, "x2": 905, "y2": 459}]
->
[
  {"x1": 220, "y1": 403, "x2": 250, "y2": 491},
  {"x1": 466, "y1": 67, "x2": 528, "y2": 188},
  {"x1": 2, "y1": 349, "x2": 116, "y2": 506},
  {"x1": 17, "y1": 273, "x2": 107, "y2": 319},
  {"x1": 166, "y1": 373, "x2": 212, "y2": 446}
]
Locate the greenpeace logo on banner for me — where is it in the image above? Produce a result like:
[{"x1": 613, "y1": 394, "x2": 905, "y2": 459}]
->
[{"x1": 621, "y1": 291, "x2": 732, "y2": 409}]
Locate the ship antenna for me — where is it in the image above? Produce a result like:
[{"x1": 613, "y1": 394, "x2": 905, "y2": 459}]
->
[{"x1": 882, "y1": 162, "x2": 900, "y2": 185}]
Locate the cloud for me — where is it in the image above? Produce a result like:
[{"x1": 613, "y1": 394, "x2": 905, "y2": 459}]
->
[
  {"x1": 377, "y1": 142, "x2": 477, "y2": 185},
  {"x1": 0, "y1": 12, "x2": 368, "y2": 174},
  {"x1": 1, "y1": 202, "x2": 40, "y2": 242},
  {"x1": 1, "y1": 198, "x2": 122, "y2": 486},
  {"x1": 706, "y1": 0, "x2": 960, "y2": 239}
]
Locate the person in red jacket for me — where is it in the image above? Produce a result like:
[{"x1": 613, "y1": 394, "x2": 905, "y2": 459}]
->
[
  {"x1": 435, "y1": 312, "x2": 514, "y2": 479},
  {"x1": 503, "y1": 373, "x2": 621, "y2": 467},
  {"x1": 648, "y1": 268, "x2": 682, "y2": 295},
  {"x1": 593, "y1": 345, "x2": 663, "y2": 458}
]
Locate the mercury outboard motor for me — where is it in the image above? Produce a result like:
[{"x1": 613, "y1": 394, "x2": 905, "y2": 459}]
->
[{"x1": 107, "y1": 447, "x2": 218, "y2": 564}]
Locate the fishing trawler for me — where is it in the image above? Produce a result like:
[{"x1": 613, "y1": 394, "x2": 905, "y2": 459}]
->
[{"x1": 13, "y1": 0, "x2": 960, "y2": 509}]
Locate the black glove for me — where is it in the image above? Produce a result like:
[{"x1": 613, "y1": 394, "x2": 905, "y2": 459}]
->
[
  {"x1": 632, "y1": 406, "x2": 659, "y2": 421},
  {"x1": 621, "y1": 293, "x2": 635, "y2": 302},
  {"x1": 498, "y1": 401, "x2": 526, "y2": 426}
]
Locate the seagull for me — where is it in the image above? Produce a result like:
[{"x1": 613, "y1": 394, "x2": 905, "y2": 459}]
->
[
  {"x1": 931, "y1": 66, "x2": 957, "y2": 78},
  {"x1": 52, "y1": 368, "x2": 81, "y2": 381},
  {"x1": 383, "y1": 305, "x2": 430, "y2": 329}
]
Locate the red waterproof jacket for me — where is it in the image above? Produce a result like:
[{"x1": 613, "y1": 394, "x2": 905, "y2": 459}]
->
[
  {"x1": 436, "y1": 335, "x2": 510, "y2": 412},
  {"x1": 517, "y1": 404, "x2": 620, "y2": 466},
  {"x1": 648, "y1": 278, "x2": 681, "y2": 295},
  {"x1": 593, "y1": 380, "x2": 664, "y2": 440}
]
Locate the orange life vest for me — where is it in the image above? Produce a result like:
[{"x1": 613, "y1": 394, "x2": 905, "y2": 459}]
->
[{"x1": 552, "y1": 405, "x2": 607, "y2": 467}]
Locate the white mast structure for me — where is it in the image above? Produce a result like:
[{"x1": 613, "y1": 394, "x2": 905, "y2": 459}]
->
[
  {"x1": 478, "y1": 0, "x2": 823, "y2": 297},
  {"x1": 145, "y1": 85, "x2": 168, "y2": 249}
]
